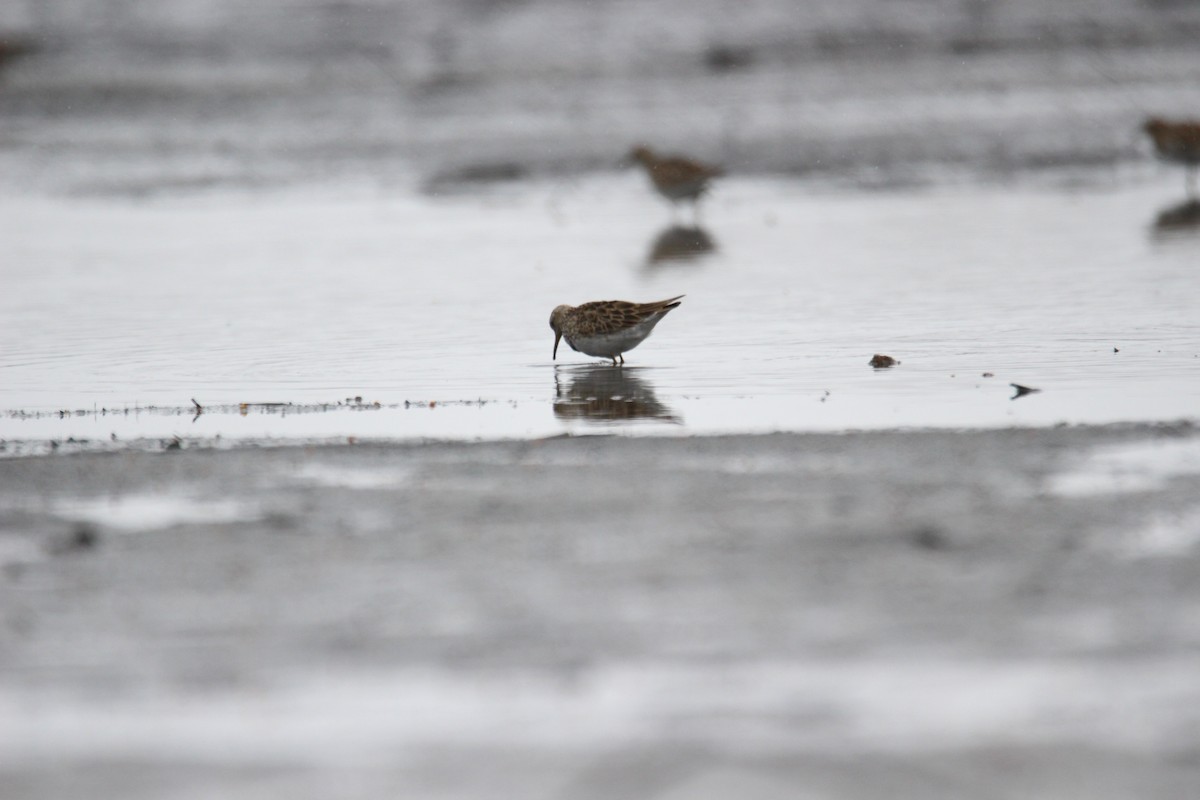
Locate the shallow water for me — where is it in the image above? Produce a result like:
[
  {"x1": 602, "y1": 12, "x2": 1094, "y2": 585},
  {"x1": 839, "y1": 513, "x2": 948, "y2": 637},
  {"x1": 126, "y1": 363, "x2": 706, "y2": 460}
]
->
[
  {"x1": 3, "y1": 0, "x2": 1200, "y2": 448},
  {"x1": 1, "y1": 176, "x2": 1198, "y2": 447}
]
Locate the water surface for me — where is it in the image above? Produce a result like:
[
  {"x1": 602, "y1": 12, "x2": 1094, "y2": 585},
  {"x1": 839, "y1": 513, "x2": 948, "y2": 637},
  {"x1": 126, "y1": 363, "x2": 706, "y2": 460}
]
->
[
  {"x1": 2, "y1": 177, "x2": 1197, "y2": 448},
  {"x1": 3, "y1": 0, "x2": 1199, "y2": 448}
]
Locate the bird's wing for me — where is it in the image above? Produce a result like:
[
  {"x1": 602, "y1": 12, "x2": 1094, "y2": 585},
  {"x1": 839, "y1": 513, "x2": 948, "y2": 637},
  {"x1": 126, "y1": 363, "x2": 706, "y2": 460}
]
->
[
  {"x1": 654, "y1": 158, "x2": 723, "y2": 181},
  {"x1": 574, "y1": 296, "x2": 683, "y2": 336}
]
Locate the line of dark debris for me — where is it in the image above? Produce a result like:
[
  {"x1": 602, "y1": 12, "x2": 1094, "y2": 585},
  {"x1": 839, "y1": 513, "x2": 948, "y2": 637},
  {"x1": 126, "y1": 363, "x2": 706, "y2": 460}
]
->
[{"x1": 3, "y1": 398, "x2": 499, "y2": 420}]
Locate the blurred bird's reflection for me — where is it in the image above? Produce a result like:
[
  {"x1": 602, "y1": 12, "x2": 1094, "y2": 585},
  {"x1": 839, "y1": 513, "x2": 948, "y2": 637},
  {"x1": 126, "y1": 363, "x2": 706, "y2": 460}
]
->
[
  {"x1": 645, "y1": 225, "x2": 717, "y2": 266},
  {"x1": 553, "y1": 366, "x2": 680, "y2": 424},
  {"x1": 1152, "y1": 199, "x2": 1200, "y2": 236}
]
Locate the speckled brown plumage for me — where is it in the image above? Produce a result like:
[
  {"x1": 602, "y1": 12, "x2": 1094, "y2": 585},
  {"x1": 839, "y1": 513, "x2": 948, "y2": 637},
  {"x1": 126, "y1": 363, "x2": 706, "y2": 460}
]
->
[
  {"x1": 1145, "y1": 117, "x2": 1200, "y2": 197},
  {"x1": 550, "y1": 296, "x2": 683, "y2": 365},
  {"x1": 628, "y1": 146, "x2": 722, "y2": 204},
  {"x1": 563, "y1": 298, "x2": 680, "y2": 337}
]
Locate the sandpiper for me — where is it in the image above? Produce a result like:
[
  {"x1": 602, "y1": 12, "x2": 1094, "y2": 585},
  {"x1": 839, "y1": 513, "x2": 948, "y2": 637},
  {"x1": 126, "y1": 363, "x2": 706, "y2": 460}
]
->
[
  {"x1": 550, "y1": 296, "x2": 684, "y2": 365},
  {"x1": 1144, "y1": 117, "x2": 1200, "y2": 198},
  {"x1": 627, "y1": 146, "x2": 723, "y2": 211}
]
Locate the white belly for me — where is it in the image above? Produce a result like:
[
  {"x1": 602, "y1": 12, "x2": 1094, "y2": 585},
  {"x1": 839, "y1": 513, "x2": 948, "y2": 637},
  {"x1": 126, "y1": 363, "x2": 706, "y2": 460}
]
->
[{"x1": 567, "y1": 318, "x2": 661, "y2": 358}]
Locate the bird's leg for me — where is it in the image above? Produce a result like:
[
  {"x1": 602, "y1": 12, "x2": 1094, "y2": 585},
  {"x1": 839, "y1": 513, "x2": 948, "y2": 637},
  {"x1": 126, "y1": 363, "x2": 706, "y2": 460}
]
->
[
  {"x1": 618, "y1": 354, "x2": 625, "y2": 366},
  {"x1": 611, "y1": 355, "x2": 619, "y2": 367}
]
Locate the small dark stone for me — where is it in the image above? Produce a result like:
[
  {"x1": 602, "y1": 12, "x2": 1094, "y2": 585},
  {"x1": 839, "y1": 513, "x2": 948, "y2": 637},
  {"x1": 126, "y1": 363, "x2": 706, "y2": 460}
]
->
[
  {"x1": 263, "y1": 512, "x2": 296, "y2": 530},
  {"x1": 869, "y1": 354, "x2": 898, "y2": 369},
  {"x1": 70, "y1": 524, "x2": 99, "y2": 550},
  {"x1": 703, "y1": 44, "x2": 755, "y2": 72},
  {"x1": 49, "y1": 523, "x2": 100, "y2": 555},
  {"x1": 909, "y1": 525, "x2": 949, "y2": 550},
  {"x1": 1010, "y1": 383, "x2": 1041, "y2": 400}
]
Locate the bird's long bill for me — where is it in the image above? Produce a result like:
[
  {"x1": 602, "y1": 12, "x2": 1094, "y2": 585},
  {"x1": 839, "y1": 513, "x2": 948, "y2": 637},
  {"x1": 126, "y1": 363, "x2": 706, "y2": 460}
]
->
[{"x1": 553, "y1": 331, "x2": 561, "y2": 360}]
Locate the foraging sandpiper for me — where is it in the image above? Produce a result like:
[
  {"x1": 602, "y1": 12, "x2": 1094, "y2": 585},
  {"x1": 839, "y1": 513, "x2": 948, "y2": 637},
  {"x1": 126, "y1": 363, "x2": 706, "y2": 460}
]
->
[
  {"x1": 550, "y1": 296, "x2": 684, "y2": 365},
  {"x1": 1144, "y1": 117, "x2": 1200, "y2": 198},
  {"x1": 627, "y1": 146, "x2": 722, "y2": 210}
]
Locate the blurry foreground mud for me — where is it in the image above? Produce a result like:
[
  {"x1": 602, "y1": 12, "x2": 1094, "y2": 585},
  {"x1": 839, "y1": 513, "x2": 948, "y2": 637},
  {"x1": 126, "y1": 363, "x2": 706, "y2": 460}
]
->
[{"x1": 3, "y1": 424, "x2": 1200, "y2": 799}]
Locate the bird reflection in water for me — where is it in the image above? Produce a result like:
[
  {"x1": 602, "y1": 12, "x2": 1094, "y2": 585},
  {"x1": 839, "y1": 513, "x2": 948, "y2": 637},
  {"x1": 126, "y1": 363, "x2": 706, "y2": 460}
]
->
[
  {"x1": 1152, "y1": 198, "x2": 1200, "y2": 237},
  {"x1": 645, "y1": 224, "x2": 717, "y2": 266},
  {"x1": 553, "y1": 365, "x2": 680, "y2": 424}
]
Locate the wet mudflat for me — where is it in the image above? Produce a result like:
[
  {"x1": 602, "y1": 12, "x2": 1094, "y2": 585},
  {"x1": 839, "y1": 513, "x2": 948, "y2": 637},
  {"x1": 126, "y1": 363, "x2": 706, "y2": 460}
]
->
[{"x1": 3, "y1": 424, "x2": 1200, "y2": 799}]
